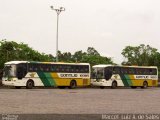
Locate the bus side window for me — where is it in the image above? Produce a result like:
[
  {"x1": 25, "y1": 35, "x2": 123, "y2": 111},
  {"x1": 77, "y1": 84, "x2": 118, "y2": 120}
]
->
[
  {"x1": 120, "y1": 68, "x2": 124, "y2": 74},
  {"x1": 80, "y1": 66, "x2": 84, "y2": 73},
  {"x1": 149, "y1": 69, "x2": 152, "y2": 75},
  {"x1": 17, "y1": 64, "x2": 27, "y2": 79},
  {"x1": 145, "y1": 69, "x2": 150, "y2": 75},
  {"x1": 28, "y1": 64, "x2": 33, "y2": 72},
  {"x1": 45, "y1": 64, "x2": 50, "y2": 72},
  {"x1": 33, "y1": 64, "x2": 38, "y2": 71},
  {"x1": 113, "y1": 67, "x2": 120, "y2": 74},
  {"x1": 153, "y1": 69, "x2": 157, "y2": 75},
  {"x1": 60, "y1": 65, "x2": 64, "y2": 72},
  {"x1": 105, "y1": 68, "x2": 112, "y2": 80},
  {"x1": 65, "y1": 66, "x2": 70, "y2": 72},
  {"x1": 58, "y1": 65, "x2": 62, "y2": 72},
  {"x1": 136, "y1": 68, "x2": 140, "y2": 75},
  {"x1": 70, "y1": 65, "x2": 74, "y2": 73},
  {"x1": 137, "y1": 68, "x2": 143, "y2": 75},
  {"x1": 39, "y1": 64, "x2": 43, "y2": 71},
  {"x1": 75, "y1": 66, "x2": 79, "y2": 73},
  {"x1": 55, "y1": 64, "x2": 59, "y2": 72},
  {"x1": 17, "y1": 67, "x2": 23, "y2": 79},
  {"x1": 149, "y1": 69, "x2": 157, "y2": 75},
  {"x1": 53, "y1": 65, "x2": 56, "y2": 72},
  {"x1": 41, "y1": 64, "x2": 48, "y2": 72},
  {"x1": 143, "y1": 68, "x2": 149, "y2": 75},
  {"x1": 121, "y1": 68, "x2": 128, "y2": 74},
  {"x1": 128, "y1": 68, "x2": 132, "y2": 74},
  {"x1": 112, "y1": 68, "x2": 116, "y2": 74},
  {"x1": 129, "y1": 68, "x2": 135, "y2": 74},
  {"x1": 84, "y1": 66, "x2": 89, "y2": 73}
]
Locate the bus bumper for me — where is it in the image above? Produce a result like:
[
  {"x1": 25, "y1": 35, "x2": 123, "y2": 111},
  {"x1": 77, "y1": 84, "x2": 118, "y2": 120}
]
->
[
  {"x1": 2, "y1": 80, "x2": 23, "y2": 86},
  {"x1": 91, "y1": 81, "x2": 107, "y2": 86}
]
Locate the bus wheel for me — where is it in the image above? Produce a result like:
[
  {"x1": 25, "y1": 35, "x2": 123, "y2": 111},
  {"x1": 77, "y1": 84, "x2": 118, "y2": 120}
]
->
[
  {"x1": 131, "y1": 86, "x2": 137, "y2": 89},
  {"x1": 26, "y1": 80, "x2": 34, "y2": 89},
  {"x1": 15, "y1": 86, "x2": 21, "y2": 89},
  {"x1": 58, "y1": 86, "x2": 66, "y2": 89},
  {"x1": 69, "y1": 80, "x2": 77, "y2": 89},
  {"x1": 100, "y1": 86, "x2": 105, "y2": 89},
  {"x1": 111, "y1": 81, "x2": 117, "y2": 89},
  {"x1": 141, "y1": 81, "x2": 148, "y2": 89}
]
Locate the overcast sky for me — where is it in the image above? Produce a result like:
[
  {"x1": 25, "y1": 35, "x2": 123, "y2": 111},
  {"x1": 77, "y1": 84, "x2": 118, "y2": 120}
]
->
[{"x1": 0, "y1": 0, "x2": 160, "y2": 64}]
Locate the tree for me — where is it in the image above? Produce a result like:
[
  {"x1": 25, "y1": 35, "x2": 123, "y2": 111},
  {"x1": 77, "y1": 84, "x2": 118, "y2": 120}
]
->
[
  {"x1": 81, "y1": 47, "x2": 113, "y2": 66},
  {"x1": 72, "y1": 50, "x2": 87, "y2": 62},
  {"x1": 0, "y1": 40, "x2": 114, "y2": 68},
  {"x1": 0, "y1": 40, "x2": 53, "y2": 68},
  {"x1": 87, "y1": 47, "x2": 100, "y2": 56},
  {"x1": 58, "y1": 47, "x2": 114, "y2": 66},
  {"x1": 58, "y1": 51, "x2": 73, "y2": 62},
  {"x1": 121, "y1": 44, "x2": 158, "y2": 66}
]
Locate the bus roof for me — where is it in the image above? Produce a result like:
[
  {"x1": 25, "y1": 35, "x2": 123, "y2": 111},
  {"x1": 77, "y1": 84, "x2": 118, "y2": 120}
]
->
[
  {"x1": 93, "y1": 64, "x2": 113, "y2": 68},
  {"x1": 93, "y1": 64, "x2": 157, "y2": 69},
  {"x1": 5, "y1": 61, "x2": 29, "y2": 64},
  {"x1": 5, "y1": 61, "x2": 90, "y2": 65}
]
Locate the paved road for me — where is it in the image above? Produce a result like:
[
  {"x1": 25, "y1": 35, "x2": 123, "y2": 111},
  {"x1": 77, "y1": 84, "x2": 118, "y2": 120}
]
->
[{"x1": 0, "y1": 87, "x2": 160, "y2": 114}]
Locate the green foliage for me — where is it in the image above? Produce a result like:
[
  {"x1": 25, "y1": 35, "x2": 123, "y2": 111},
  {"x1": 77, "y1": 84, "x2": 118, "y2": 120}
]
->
[
  {"x1": 0, "y1": 40, "x2": 53, "y2": 68},
  {"x1": 87, "y1": 47, "x2": 100, "y2": 56},
  {"x1": 0, "y1": 40, "x2": 114, "y2": 69},
  {"x1": 58, "y1": 47, "x2": 114, "y2": 66},
  {"x1": 121, "y1": 44, "x2": 160, "y2": 72}
]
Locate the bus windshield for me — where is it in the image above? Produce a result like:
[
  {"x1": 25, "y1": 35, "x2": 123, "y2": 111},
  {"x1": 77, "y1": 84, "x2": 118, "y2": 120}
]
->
[
  {"x1": 92, "y1": 68, "x2": 105, "y2": 79},
  {"x1": 3, "y1": 65, "x2": 17, "y2": 77}
]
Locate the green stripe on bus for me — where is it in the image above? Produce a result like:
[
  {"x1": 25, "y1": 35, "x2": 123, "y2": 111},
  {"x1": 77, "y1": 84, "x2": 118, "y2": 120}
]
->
[
  {"x1": 44, "y1": 73, "x2": 56, "y2": 86},
  {"x1": 37, "y1": 72, "x2": 54, "y2": 86},
  {"x1": 120, "y1": 74, "x2": 129, "y2": 86},
  {"x1": 124, "y1": 75, "x2": 132, "y2": 86}
]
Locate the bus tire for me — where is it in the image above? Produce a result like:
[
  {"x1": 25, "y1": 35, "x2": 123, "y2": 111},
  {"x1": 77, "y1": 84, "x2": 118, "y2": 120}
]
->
[
  {"x1": 131, "y1": 86, "x2": 137, "y2": 89},
  {"x1": 100, "y1": 86, "x2": 105, "y2": 89},
  {"x1": 58, "y1": 86, "x2": 66, "y2": 89},
  {"x1": 26, "y1": 80, "x2": 34, "y2": 89},
  {"x1": 141, "y1": 81, "x2": 148, "y2": 89},
  {"x1": 15, "y1": 86, "x2": 21, "y2": 89},
  {"x1": 69, "y1": 80, "x2": 77, "y2": 89},
  {"x1": 111, "y1": 81, "x2": 117, "y2": 89}
]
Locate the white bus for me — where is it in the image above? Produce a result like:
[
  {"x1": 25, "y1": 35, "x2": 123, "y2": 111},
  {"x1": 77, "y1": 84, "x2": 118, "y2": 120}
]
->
[
  {"x1": 2, "y1": 61, "x2": 90, "y2": 89},
  {"x1": 91, "y1": 64, "x2": 158, "y2": 89}
]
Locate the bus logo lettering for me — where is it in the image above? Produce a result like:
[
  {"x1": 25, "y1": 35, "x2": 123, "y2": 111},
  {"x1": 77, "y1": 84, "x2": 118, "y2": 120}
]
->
[
  {"x1": 60, "y1": 74, "x2": 78, "y2": 78},
  {"x1": 135, "y1": 75, "x2": 148, "y2": 79}
]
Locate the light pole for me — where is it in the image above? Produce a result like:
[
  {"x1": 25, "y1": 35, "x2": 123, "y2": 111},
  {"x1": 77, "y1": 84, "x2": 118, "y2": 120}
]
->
[{"x1": 50, "y1": 6, "x2": 65, "y2": 62}]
